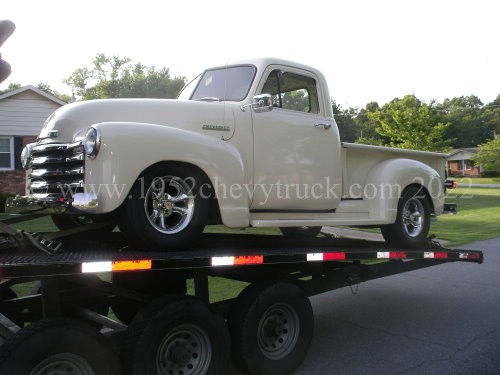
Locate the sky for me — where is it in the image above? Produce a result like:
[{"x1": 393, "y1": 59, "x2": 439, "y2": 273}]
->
[{"x1": 1, "y1": 0, "x2": 499, "y2": 108}]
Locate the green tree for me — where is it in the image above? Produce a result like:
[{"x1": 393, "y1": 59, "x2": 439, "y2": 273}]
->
[
  {"x1": 36, "y1": 83, "x2": 71, "y2": 102},
  {"x1": 474, "y1": 138, "x2": 500, "y2": 174},
  {"x1": 368, "y1": 95, "x2": 451, "y2": 152},
  {"x1": 0, "y1": 82, "x2": 20, "y2": 94},
  {"x1": 332, "y1": 101, "x2": 358, "y2": 142},
  {"x1": 65, "y1": 53, "x2": 186, "y2": 100},
  {"x1": 439, "y1": 95, "x2": 494, "y2": 148},
  {"x1": 354, "y1": 102, "x2": 386, "y2": 145}
]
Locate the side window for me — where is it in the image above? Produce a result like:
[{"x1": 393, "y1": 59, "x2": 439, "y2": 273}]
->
[{"x1": 261, "y1": 70, "x2": 319, "y2": 114}]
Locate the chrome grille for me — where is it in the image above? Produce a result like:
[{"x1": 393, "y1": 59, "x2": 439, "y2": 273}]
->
[{"x1": 28, "y1": 142, "x2": 85, "y2": 199}]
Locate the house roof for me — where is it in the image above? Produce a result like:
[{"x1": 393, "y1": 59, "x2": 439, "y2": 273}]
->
[
  {"x1": 0, "y1": 85, "x2": 66, "y2": 106},
  {"x1": 448, "y1": 148, "x2": 478, "y2": 161}
]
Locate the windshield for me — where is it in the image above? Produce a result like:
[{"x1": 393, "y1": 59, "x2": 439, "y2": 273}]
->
[{"x1": 183, "y1": 65, "x2": 256, "y2": 102}]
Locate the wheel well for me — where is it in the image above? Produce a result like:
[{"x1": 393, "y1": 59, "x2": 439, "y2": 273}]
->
[
  {"x1": 129, "y1": 161, "x2": 222, "y2": 224},
  {"x1": 402, "y1": 183, "x2": 435, "y2": 214}
]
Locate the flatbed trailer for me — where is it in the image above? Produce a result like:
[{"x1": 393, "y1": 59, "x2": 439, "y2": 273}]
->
[{"x1": 0, "y1": 228, "x2": 483, "y2": 375}]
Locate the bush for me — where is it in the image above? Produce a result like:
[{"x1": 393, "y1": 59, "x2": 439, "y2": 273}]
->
[
  {"x1": 481, "y1": 170, "x2": 500, "y2": 177},
  {"x1": 0, "y1": 192, "x2": 15, "y2": 213}
]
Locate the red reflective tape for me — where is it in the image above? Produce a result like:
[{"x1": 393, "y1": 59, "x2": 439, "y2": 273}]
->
[
  {"x1": 389, "y1": 251, "x2": 407, "y2": 259},
  {"x1": 434, "y1": 252, "x2": 448, "y2": 259},
  {"x1": 323, "y1": 252, "x2": 346, "y2": 261},
  {"x1": 234, "y1": 255, "x2": 264, "y2": 265}
]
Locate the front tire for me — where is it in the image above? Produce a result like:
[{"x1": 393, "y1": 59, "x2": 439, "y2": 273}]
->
[
  {"x1": 381, "y1": 186, "x2": 431, "y2": 248},
  {"x1": 121, "y1": 164, "x2": 208, "y2": 250}
]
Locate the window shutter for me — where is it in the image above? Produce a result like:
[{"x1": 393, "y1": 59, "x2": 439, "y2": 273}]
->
[{"x1": 14, "y1": 137, "x2": 23, "y2": 170}]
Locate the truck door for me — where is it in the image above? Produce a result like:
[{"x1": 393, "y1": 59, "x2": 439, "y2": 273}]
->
[{"x1": 251, "y1": 67, "x2": 341, "y2": 210}]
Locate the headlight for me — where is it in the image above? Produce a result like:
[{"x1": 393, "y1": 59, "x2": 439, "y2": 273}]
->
[
  {"x1": 20, "y1": 143, "x2": 33, "y2": 169},
  {"x1": 83, "y1": 127, "x2": 101, "y2": 158}
]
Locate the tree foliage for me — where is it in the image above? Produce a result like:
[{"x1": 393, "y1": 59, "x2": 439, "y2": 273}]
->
[
  {"x1": 438, "y1": 95, "x2": 495, "y2": 148},
  {"x1": 474, "y1": 138, "x2": 500, "y2": 174},
  {"x1": 367, "y1": 95, "x2": 451, "y2": 152},
  {"x1": 64, "y1": 53, "x2": 186, "y2": 100}
]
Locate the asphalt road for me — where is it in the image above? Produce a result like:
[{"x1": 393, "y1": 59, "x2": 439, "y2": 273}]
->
[
  {"x1": 294, "y1": 237, "x2": 500, "y2": 375},
  {"x1": 229, "y1": 237, "x2": 500, "y2": 374}
]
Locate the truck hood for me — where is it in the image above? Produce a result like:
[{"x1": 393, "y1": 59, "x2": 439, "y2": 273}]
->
[{"x1": 40, "y1": 99, "x2": 236, "y2": 143}]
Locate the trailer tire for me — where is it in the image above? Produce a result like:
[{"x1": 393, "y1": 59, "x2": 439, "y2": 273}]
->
[
  {"x1": 122, "y1": 295, "x2": 229, "y2": 375},
  {"x1": 229, "y1": 282, "x2": 314, "y2": 375},
  {"x1": 121, "y1": 164, "x2": 208, "y2": 250},
  {"x1": 280, "y1": 226, "x2": 322, "y2": 238},
  {"x1": 0, "y1": 318, "x2": 121, "y2": 375},
  {"x1": 381, "y1": 186, "x2": 431, "y2": 249}
]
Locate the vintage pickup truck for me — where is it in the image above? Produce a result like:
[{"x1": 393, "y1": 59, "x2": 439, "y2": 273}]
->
[{"x1": 10, "y1": 58, "x2": 451, "y2": 249}]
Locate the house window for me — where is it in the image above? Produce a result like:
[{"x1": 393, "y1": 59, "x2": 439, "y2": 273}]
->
[
  {"x1": 0, "y1": 137, "x2": 14, "y2": 170},
  {"x1": 464, "y1": 160, "x2": 474, "y2": 170}
]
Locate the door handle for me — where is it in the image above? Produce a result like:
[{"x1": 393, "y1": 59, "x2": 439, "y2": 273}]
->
[{"x1": 314, "y1": 123, "x2": 331, "y2": 130}]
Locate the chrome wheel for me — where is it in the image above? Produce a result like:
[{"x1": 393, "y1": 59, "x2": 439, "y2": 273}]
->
[
  {"x1": 257, "y1": 303, "x2": 300, "y2": 360},
  {"x1": 156, "y1": 324, "x2": 211, "y2": 375},
  {"x1": 402, "y1": 197, "x2": 424, "y2": 238},
  {"x1": 31, "y1": 353, "x2": 94, "y2": 375},
  {"x1": 145, "y1": 176, "x2": 195, "y2": 234}
]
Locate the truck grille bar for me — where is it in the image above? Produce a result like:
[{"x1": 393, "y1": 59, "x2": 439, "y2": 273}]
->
[{"x1": 27, "y1": 142, "x2": 85, "y2": 200}]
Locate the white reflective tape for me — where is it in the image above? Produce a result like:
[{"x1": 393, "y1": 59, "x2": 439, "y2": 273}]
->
[
  {"x1": 211, "y1": 256, "x2": 234, "y2": 266},
  {"x1": 377, "y1": 252, "x2": 390, "y2": 259},
  {"x1": 307, "y1": 253, "x2": 324, "y2": 261},
  {"x1": 424, "y1": 252, "x2": 435, "y2": 259},
  {"x1": 82, "y1": 261, "x2": 112, "y2": 273}
]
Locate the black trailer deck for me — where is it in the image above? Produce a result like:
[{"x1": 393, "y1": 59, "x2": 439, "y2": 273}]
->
[
  {"x1": 0, "y1": 230, "x2": 484, "y2": 375},
  {"x1": 0, "y1": 233, "x2": 483, "y2": 279}
]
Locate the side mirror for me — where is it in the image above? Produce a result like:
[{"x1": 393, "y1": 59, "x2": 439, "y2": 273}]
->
[
  {"x1": 0, "y1": 20, "x2": 16, "y2": 84},
  {"x1": 240, "y1": 93, "x2": 273, "y2": 113},
  {"x1": 252, "y1": 93, "x2": 273, "y2": 113}
]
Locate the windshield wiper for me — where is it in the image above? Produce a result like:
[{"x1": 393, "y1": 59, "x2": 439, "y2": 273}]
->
[{"x1": 194, "y1": 97, "x2": 221, "y2": 102}]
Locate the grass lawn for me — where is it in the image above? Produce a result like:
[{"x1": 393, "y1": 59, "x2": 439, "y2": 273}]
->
[
  {"x1": 431, "y1": 187, "x2": 500, "y2": 246},
  {"x1": 455, "y1": 177, "x2": 500, "y2": 185}
]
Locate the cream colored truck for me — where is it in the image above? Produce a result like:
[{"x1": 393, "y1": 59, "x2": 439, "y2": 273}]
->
[{"x1": 11, "y1": 58, "x2": 452, "y2": 249}]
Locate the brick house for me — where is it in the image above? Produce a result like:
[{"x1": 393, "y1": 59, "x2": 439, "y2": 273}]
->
[
  {"x1": 446, "y1": 148, "x2": 482, "y2": 177},
  {"x1": 0, "y1": 85, "x2": 65, "y2": 195}
]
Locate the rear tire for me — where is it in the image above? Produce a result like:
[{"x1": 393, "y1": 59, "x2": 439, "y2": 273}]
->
[
  {"x1": 381, "y1": 186, "x2": 431, "y2": 248},
  {"x1": 122, "y1": 295, "x2": 230, "y2": 375},
  {"x1": 120, "y1": 164, "x2": 208, "y2": 250}
]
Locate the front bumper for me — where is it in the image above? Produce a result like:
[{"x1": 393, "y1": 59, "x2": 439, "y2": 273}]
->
[{"x1": 5, "y1": 193, "x2": 99, "y2": 215}]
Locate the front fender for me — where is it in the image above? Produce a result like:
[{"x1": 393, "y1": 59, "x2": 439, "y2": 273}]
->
[
  {"x1": 364, "y1": 158, "x2": 445, "y2": 222},
  {"x1": 84, "y1": 122, "x2": 250, "y2": 227}
]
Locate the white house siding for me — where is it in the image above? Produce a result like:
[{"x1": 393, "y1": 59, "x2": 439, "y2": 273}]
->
[{"x1": 0, "y1": 90, "x2": 60, "y2": 136}]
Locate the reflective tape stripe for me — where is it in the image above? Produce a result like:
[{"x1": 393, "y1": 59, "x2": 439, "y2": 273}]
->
[
  {"x1": 211, "y1": 255, "x2": 264, "y2": 266},
  {"x1": 82, "y1": 260, "x2": 152, "y2": 273},
  {"x1": 307, "y1": 252, "x2": 346, "y2": 261}
]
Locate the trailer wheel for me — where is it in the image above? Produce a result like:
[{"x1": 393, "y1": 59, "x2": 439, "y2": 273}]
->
[
  {"x1": 0, "y1": 319, "x2": 121, "y2": 375},
  {"x1": 229, "y1": 282, "x2": 314, "y2": 375},
  {"x1": 123, "y1": 295, "x2": 229, "y2": 375},
  {"x1": 280, "y1": 226, "x2": 322, "y2": 238},
  {"x1": 381, "y1": 186, "x2": 431, "y2": 248},
  {"x1": 121, "y1": 164, "x2": 208, "y2": 250}
]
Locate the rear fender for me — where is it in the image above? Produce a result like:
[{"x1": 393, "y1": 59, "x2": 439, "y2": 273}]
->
[{"x1": 364, "y1": 158, "x2": 444, "y2": 223}]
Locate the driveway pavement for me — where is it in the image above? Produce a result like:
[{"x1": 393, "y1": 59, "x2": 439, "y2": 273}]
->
[{"x1": 294, "y1": 237, "x2": 500, "y2": 375}]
